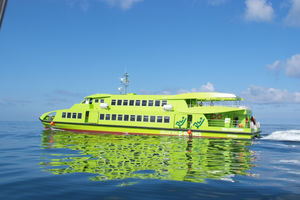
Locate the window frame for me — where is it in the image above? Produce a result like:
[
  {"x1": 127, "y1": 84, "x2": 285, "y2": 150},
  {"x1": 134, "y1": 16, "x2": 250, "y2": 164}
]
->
[
  {"x1": 129, "y1": 100, "x2": 134, "y2": 106},
  {"x1": 105, "y1": 114, "x2": 110, "y2": 120},
  {"x1": 155, "y1": 100, "x2": 161, "y2": 107},
  {"x1": 99, "y1": 114, "x2": 105, "y2": 120},
  {"x1": 142, "y1": 100, "x2": 147, "y2": 106},
  {"x1": 137, "y1": 115, "x2": 142, "y2": 122},
  {"x1": 124, "y1": 115, "x2": 129, "y2": 121},
  {"x1": 118, "y1": 114, "x2": 123, "y2": 121},
  {"x1": 117, "y1": 99, "x2": 122, "y2": 106},
  {"x1": 111, "y1": 99, "x2": 116, "y2": 106},
  {"x1": 67, "y1": 112, "x2": 71, "y2": 118},
  {"x1": 148, "y1": 100, "x2": 153, "y2": 106},
  {"x1": 62, "y1": 112, "x2": 66, "y2": 118},
  {"x1": 135, "y1": 100, "x2": 141, "y2": 106},
  {"x1": 95, "y1": 99, "x2": 99, "y2": 103},
  {"x1": 143, "y1": 115, "x2": 149, "y2": 122},
  {"x1": 130, "y1": 115, "x2": 136, "y2": 122},
  {"x1": 112, "y1": 114, "x2": 117, "y2": 120},
  {"x1": 72, "y1": 113, "x2": 77, "y2": 119},
  {"x1": 157, "y1": 116, "x2": 163, "y2": 123},
  {"x1": 150, "y1": 116, "x2": 156, "y2": 122},
  {"x1": 78, "y1": 113, "x2": 82, "y2": 119},
  {"x1": 164, "y1": 116, "x2": 170, "y2": 123},
  {"x1": 123, "y1": 100, "x2": 128, "y2": 106}
]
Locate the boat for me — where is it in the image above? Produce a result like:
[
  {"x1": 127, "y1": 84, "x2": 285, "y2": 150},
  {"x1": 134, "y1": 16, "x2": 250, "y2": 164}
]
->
[{"x1": 40, "y1": 73, "x2": 261, "y2": 139}]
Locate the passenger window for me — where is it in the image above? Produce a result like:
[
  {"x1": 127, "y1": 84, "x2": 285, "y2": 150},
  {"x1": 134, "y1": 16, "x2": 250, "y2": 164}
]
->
[
  {"x1": 78, "y1": 113, "x2": 82, "y2": 119},
  {"x1": 162, "y1": 100, "x2": 167, "y2": 106},
  {"x1": 135, "y1": 100, "x2": 141, "y2": 106},
  {"x1": 118, "y1": 114, "x2": 123, "y2": 121},
  {"x1": 72, "y1": 113, "x2": 77, "y2": 119},
  {"x1": 143, "y1": 115, "x2": 149, "y2": 122},
  {"x1": 100, "y1": 99, "x2": 105, "y2": 103},
  {"x1": 137, "y1": 115, "x2": 142, "y2": 122},
  {"x1": 67, "y1": 113, "x2": 71, "y2": 118},
  {"x1": 62, "y1": 112, "x2": 66, "y2": 118},
  {"x1": 112, "y1": 114, "x2": 116, "y2": 120},
  {"x1": 150, "y1": 116, "x2": 155, "y2": 122},
  {"x1": 142, "y1": 100, "x2": 147, "y2": 106},
  {"x1": 95, "y1": 99, "x2": 99, "y2": 103},
  {"x1": 117, "y1": 100, "x2": 122, "y2": 106},
  {"x1": 124, "y1": 115, "x2": 129, "y2": 121},
  {"x1": 155, "y1": 100, "x2": 160, "y2": 107},
  {"x1": 99, "y1": 114, "x2": 105, "y2": 120},
  {"x1": 148, "y1": 100, "x2": 153, "y2": 106},
  {"x1": 111, "y1": 99, "x2": 116, "y2": 106},
  {"x1": 123, "y1": 100, "x2": 128, "y2": 106},
  {"x1": 105, "y1": 114, "x2": 110, "y2": 120},
  {"x1": 157, "y1": 116, "x2": 162, "y2": 123},
  {"x1": 164, "y1": 116, "x2": 170, "y2": 123},
  {"x1": 129, "y1": 100, "x2": 134, "y2": 106},
  {"x1": 130, "y1": 115, "x2": 135, "y2": 121},
  {"x1": 89, "y1": 98, "x2": 93, "y2": 104}
]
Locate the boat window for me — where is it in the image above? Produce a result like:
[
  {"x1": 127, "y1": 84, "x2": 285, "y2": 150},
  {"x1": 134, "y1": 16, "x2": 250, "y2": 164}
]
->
[
  {"x1": 85, "y1": 99, "x2": 89, "y2": 104},
  {"x1": 67, "y1": 113, "x2": 71, "y2": 118},
  {"x1": 62, "y1": 112, "x2": 66, "y2": 118},
  {"x1": 148, "y1": 100, "x2": 153, "y2": 106},
  {"x1": 112, "y1": 114, "x2": 116, "y2": 120},
  {"x1": 123, "y1": 100, "x2": 128, "y2": 106},
  {"x1": 137, "y1": 115, "x2": 142, "y2": 122},
  {"x1": 143, "y1": 115, "x2": 149, "y2": 122},
  {"x1": 95, "y1": 99, "x2": 99, "y2": 103},
  {"x1": 118, "y1": 114, "x2": 123, "y2": 121},
  {"x1": 111, "y1": 99, "x2": 116, "y2": 106},
  {"x1": 89, "y1": 98, "x2": 93, "y2": 104},
  {"x1": 72, "y1": 113, "x2": 77, "y2": 119},
  {"x1": 100, "y1": 99, "x2": 105, "y2": 103},
  {"x1": 157, "y1": 116, "x2": 163, "y2": 123},
  {"x1": 162, "y1": 100, "x2": 167, "y2": 106},
  {"x1": 142, "y1": 100, "x2": 147, "y2": 106},
  {"x1": 164, "y1": 116, "x2": 170, "y2": 123},
  {"x1": 155, "y1": 100, "x2": 160, "y2": 107},
  {"x1": 117, "y1": 100, "x2": 122, "y2": 106},
  {"x1": 78, "y1": 113, "x2": 82, "y2": 119},
  {"x1": 124, "y1": 115, "x2": 129, "y2": 121},
  {"x1": 135, "y1": 100, "x2": 141, "y2": 106},
  {"x1": 99, "y1": 114, "x2": 105, "y2": 120},
  {"x1": 130, "y1": 115, "x2": 135, "y2": 121},
  {"x1": 150, "y1": 116, "x2": 155, "y2": 122},
  {"x1": 105, "y1": 114, "x2": 110, "y2": 120},
  {"x1": 129, "y1": 100, "x2": 134, "y2": 106}
]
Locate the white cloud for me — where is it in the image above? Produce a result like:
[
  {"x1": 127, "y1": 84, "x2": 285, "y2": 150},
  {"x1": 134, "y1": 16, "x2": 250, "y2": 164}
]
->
[
  {"x1": 66, "y1": 0, "x2": 143, "y2": 11},
  {"x1": 267, "y1": 54, "x2": 300, "y2": 78},
  {"x1": 241, "y1": 85, "x2": 300, "y2": 103},
  {"x1": 285, "y1": 0, "x2": 300, "y2": 27},
  {"x1": 207, "y1": 0, "x2": 228, "y2": 6},
  {"x1": 102, "y1": 0, "x2": 143, "y2": 10},
  {"x1": 245, "y1": 0, "x2": 274, "y2": 22},
  {"x1": 177, "y1": 82, "x2": 215, "y2": 94}
]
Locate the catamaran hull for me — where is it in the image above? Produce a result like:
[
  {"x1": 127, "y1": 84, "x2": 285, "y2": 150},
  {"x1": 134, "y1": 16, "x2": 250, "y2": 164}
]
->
[{"x1": 41, "y1": 120, "x2": 260, "y2": 139}]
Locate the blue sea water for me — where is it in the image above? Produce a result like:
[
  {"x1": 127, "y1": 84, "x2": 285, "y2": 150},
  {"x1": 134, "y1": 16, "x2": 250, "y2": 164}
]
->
[{"x1": 1, "y1": 122, "x2": 300, "y2": 200}]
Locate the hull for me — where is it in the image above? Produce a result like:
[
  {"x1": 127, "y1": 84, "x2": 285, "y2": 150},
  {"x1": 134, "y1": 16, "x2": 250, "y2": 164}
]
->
[{"x1": 41, "y1": 120, "x2": 260, "y2": 139}]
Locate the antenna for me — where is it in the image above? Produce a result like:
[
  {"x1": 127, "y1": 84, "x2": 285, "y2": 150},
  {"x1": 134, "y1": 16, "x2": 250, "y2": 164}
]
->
[{"x1": 119, "y1": 72, "x2": 129, "y2": 94}]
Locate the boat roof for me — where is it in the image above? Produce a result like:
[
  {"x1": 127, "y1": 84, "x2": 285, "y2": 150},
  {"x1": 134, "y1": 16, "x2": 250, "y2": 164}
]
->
[{"x1": 85, "y1": 92, "x2": 243, "y2": 101}]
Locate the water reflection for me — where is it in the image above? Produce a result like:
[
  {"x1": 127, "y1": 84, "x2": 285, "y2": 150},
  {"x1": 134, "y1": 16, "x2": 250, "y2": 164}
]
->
[{"x1": 40, "y1": 130, "x2": 255, "y2": 183}]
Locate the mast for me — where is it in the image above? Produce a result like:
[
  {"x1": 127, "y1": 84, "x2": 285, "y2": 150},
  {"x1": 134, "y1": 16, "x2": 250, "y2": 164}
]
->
[{"x1": 118, "y1": 72, "x2": 129, "y2": 94}]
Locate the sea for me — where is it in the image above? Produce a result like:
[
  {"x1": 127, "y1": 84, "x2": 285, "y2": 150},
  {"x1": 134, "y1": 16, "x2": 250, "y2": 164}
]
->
[{"x1": 1, "y1": 121, "x2": 300, "y2": 200}]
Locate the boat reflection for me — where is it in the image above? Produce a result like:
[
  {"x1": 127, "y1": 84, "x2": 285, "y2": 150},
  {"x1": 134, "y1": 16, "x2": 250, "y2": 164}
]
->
[{"x1": 40, "y1": 130, "x2": 255, "y2": 183}]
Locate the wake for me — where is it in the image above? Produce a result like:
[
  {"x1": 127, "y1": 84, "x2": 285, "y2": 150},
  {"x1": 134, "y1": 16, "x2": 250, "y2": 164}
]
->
[{"x1": 262, "y1": 130, "x2": 300, "y2": 142}]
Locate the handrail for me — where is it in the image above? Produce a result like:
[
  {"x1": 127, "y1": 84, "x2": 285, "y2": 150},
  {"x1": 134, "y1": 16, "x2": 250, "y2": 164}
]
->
[{"x1": 207, "y1": 119, "x2": 250, "y2": 128}]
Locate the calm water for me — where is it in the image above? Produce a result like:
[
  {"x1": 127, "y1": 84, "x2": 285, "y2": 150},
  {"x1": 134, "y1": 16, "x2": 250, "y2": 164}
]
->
[{"x1": 1, "y1": 122, "x2": 300, "y2": 200}]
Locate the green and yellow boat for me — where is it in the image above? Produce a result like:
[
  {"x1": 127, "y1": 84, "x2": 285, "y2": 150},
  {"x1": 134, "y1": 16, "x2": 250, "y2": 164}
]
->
[{"x1": 40, "y1": 74, "x2": 260, "y2": 139}]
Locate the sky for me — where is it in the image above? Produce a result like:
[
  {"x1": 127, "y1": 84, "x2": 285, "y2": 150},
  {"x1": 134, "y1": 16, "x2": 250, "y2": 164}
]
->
[{"x1": 0, "y1": 0, "x2": 300, "y2": 124}]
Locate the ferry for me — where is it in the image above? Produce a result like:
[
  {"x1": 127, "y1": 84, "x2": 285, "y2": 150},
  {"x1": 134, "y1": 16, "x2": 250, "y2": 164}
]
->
[{"x1": 40, "y1": 73, "x2": 261, "y2": 139}]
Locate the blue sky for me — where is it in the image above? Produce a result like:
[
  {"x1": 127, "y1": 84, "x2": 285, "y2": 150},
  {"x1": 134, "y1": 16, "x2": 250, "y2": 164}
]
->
[{"x1": 0, "y1": 0, "x2": 300, "y2": 124}]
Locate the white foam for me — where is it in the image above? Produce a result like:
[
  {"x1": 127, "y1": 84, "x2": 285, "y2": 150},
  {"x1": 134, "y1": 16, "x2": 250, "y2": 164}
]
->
[{"x1": 263, "y1": 130, "x2": 300, "y2": 142}]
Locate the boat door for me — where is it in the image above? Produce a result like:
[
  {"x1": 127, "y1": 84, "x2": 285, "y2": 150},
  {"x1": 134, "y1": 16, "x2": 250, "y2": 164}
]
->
[
  {"x1": 187, "y1": 115, "x2": 193, "y2": 129},
  {"x1": 85, "y1": 111, "x2": 89, "y2": 123}
]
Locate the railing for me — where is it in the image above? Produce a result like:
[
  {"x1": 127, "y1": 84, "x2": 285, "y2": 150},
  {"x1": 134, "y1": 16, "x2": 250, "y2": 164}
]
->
[{"x1": 207, "y1": 119, "x2": 250, "y2": 128}]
